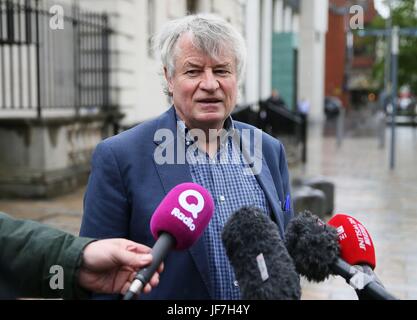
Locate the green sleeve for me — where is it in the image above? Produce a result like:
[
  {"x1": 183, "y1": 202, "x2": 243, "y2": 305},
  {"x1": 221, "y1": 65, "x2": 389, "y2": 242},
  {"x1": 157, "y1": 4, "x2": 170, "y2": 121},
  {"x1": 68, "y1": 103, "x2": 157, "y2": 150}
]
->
[{"x1": 0, "y1": 212, "x2": 95, "y2": 299}]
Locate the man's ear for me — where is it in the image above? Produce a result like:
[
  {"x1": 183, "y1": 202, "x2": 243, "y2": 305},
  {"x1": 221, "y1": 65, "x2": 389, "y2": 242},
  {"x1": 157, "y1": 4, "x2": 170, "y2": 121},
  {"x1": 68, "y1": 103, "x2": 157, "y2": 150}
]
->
[{"x1": 164, "y1": 67, "x2": 174, "y2": 95}]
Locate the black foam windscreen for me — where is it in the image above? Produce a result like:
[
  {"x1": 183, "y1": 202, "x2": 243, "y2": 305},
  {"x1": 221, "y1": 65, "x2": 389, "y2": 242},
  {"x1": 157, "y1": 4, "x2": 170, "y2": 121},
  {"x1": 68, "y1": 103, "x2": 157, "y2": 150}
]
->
[
  {"x1": 285, "y1": 210, "x2": 340, "y2": 282},
  {"x1": 222, "y1": 206, "x2": 301, "y2": 300}
]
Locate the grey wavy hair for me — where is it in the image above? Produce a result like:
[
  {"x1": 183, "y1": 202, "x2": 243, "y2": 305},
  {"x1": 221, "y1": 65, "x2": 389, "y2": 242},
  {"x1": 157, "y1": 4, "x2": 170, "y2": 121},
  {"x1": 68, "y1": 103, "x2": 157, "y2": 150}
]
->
[{"x1": 152, "y1": 14, "x2": 247, "y2": 96}]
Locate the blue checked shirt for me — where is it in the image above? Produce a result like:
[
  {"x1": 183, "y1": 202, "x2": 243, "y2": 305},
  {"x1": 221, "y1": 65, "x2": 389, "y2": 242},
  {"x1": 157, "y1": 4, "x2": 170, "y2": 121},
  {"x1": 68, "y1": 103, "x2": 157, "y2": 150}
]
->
[{"x1": 176, "y1": 113, "x2": 271, "y2": 300}]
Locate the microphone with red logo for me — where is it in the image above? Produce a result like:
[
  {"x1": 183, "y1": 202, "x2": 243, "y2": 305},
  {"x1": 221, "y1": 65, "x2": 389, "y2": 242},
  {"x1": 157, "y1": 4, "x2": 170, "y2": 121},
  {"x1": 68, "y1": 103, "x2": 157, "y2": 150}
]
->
[
  {"x1": 123, "y1": 182, "x2": 214, "y2": 300},
  {"x1": 285, "y1": 211, "x2": 398, "y2": 300},
  {"x1": 328, "y1": 214, "x2": 375, "y2": 268},
  {"x1": 327, "y1": 214, "x2": 386, "y2": 299}
]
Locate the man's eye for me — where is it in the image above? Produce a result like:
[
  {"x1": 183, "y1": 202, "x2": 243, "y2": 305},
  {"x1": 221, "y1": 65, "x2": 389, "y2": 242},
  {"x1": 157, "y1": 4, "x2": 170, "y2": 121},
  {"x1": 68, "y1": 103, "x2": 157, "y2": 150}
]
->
[
  {"x1": 215, "y1": 69, "x2": 230, "y2": 75},
  {"x1": 186, "y1": 70, "x2": 200, "y2": 76}
]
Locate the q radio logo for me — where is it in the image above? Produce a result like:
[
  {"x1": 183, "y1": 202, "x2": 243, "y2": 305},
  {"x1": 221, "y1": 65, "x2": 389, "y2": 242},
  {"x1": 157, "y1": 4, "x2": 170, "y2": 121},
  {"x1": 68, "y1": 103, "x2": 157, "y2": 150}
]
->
[{"x1": 170, "y1": 190, "x2": 205, "y2": 231}]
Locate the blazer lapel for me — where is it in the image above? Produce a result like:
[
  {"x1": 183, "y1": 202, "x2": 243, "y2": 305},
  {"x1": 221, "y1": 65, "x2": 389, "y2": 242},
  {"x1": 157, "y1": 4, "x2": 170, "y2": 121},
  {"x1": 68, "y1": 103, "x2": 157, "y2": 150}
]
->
[
  {"x1": 236, "y1": 124, "x2": 285, "y2": 238},
  {"x1": 254, "y1": 158, "x2": 285, "y2": 238},
  {"x1": 152, "y1": 106, "x2": 213, "y2": 298},
  {"x1": 152, "y1": 106, "x2": 193, "y2": 192}
]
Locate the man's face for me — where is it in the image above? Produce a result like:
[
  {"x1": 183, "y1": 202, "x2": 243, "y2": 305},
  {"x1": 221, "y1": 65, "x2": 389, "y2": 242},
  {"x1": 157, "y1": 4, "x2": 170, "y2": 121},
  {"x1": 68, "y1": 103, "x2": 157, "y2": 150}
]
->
[{"x1": 165, "y1": 33, "x2": 238, "y2": 131}]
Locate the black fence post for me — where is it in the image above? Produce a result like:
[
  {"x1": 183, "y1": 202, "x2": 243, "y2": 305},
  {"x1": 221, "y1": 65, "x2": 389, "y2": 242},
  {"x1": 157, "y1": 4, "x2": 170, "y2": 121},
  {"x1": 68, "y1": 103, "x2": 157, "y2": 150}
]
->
[
  {"x1": 24, "y1": 0, "x2": 33, "y2": 110},
  {"x1": 6, "y1": 0, "x2": 15, "y2": 110},
  {"x1": 35, "y1": 0, "x2": 41, "y2": 118},
  {"x1": 102, "y1": 13, "x2": 110, "y2": 110},
  {"x1": 1, "y1": 1, "x2": 6, "y2": 109},
  {"x1": 72, "y1": 3, "x2": 80, "y2": 116},
  {"x1": 300, "y1": 113, "x2": 307, "y2": 164}
]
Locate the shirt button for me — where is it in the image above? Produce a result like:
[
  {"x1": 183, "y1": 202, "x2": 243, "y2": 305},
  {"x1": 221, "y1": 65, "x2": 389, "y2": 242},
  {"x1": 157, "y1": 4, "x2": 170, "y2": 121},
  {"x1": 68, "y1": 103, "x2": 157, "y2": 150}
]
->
[
  {"x1": 234, "y1": 281, "x2": 239, "y2": 287},
  {"x1": 219, "y1": 195, "x2": 225, "y2": 202}
]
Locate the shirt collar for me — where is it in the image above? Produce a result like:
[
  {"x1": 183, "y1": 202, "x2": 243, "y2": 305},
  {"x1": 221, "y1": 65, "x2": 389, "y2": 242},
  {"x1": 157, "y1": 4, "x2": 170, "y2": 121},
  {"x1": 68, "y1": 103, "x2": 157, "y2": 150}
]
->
[{"x1": 175, "y1": 108, "x2": 237, "y2": 146}]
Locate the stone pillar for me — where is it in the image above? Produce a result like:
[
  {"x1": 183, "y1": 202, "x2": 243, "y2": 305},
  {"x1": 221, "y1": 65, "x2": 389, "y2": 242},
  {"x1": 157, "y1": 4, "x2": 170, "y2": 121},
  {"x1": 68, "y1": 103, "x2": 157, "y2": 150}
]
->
[
  {"x1": 245, "y1": 0, "x2": 261, "y2": 105},
  {"x1": 260, "y1": 0, "x2": 273, "y2": 100},
  {"x1": 273, "y1": 0, "x2": 284, "y2": 32},
  {"x1": 298, "y1": 0, "x2": 328, "y2": 122}
]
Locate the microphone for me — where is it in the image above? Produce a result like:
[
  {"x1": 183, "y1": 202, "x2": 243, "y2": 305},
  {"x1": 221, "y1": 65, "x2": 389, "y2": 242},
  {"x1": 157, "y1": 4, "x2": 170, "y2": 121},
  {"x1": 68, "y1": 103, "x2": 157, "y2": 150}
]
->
[
  {"x1": 327, "y1": 214, "x2": 375, "y2": 268},
  {"x1": 285, "y1": 211, "x2": 398, "y2": 300},
  {"x1": 327, "y1": 214, "x2": 385, "y2": 300},
  {"x1": 123, "y1": 182, "x2": 214, "y2": 300},
  {"x1": 221, "y1": 206, "x2": 301, "y2": 300}
]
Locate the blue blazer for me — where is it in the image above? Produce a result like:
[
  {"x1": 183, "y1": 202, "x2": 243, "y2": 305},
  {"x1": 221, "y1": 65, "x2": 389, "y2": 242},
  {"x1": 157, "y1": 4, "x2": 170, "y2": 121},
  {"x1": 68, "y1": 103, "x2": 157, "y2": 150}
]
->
[{"x1": 80, "y1": 106, "x2": 293, "y2": 300}]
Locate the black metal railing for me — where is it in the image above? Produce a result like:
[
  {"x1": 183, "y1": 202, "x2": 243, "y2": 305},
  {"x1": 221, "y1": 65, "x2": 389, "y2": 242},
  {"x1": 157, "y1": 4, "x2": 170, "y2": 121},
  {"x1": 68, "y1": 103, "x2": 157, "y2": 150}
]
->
[
  {"x1": 232, "y1": 100, "x2": 307, "y2": 163},
  {"x1": 0, "y1": 0, "x2": 111, "y2": 118}
]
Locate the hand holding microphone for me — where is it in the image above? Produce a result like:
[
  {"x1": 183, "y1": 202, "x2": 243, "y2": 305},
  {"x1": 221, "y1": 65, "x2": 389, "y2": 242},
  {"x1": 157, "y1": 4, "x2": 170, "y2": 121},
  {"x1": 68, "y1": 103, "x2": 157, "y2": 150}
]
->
[{"x1": 123, "y1": 182, "x2": 214, "y2": 300}]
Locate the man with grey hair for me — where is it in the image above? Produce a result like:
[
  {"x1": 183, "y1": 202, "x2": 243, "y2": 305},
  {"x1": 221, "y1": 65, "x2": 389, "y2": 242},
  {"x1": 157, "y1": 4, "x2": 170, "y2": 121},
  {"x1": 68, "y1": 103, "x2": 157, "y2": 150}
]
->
[{"x1": 80, "y1": 14, "x2": 293, "y2": 300}]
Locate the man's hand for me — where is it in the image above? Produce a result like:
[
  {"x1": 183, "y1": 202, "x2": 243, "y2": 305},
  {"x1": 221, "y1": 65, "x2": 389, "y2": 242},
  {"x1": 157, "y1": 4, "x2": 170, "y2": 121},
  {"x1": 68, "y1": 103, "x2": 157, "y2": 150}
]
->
[{"x1": 78, "y1": 239, "x2": 163, "y2": 296}]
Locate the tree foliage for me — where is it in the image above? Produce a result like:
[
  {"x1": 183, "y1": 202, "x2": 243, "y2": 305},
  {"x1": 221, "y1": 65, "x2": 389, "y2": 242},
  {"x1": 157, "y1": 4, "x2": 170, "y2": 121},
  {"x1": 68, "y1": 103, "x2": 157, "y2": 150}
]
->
[{"x1": 370, "y1": 0, "x2": 417, "y2": 94}]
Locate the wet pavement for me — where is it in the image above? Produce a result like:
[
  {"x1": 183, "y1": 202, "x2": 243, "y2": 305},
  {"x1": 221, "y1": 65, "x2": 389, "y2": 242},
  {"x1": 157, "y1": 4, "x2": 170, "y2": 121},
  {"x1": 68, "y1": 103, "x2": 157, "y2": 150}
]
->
[
  {"x1": 0, "y1": 187, "x2": 85, "y2": 235},
  {"x1": 1, "y1": 110, "x2": 416, "y2": 300},
  {"x1": 292, "y1": 114, "x2": 417, "y2": 300}
]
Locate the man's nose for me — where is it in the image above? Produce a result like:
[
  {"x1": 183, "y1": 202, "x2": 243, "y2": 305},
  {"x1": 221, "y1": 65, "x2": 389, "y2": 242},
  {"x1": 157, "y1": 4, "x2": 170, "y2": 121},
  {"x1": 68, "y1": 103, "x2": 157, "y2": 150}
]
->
[{"x1": 199, "y1": 69, "x2": 219, "y2": 91}]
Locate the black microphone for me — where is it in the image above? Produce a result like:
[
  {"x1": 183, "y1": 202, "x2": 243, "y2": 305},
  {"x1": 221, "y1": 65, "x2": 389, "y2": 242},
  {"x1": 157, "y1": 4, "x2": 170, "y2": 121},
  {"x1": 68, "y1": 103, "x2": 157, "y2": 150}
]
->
[
  {"x1": 221, "y1": 206, "x2": 301, "y2": 300},
  {"x1": 284, "y1": 211, "x2": 398, "y2": 300}
]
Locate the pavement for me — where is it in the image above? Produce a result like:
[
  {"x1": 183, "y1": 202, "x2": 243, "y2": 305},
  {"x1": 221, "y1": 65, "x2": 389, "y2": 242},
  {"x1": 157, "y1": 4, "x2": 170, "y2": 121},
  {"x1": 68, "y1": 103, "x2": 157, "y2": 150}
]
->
[
  {"x1": 292, "y1": 111, "x2": 417, "y2": 300},
  {"x1": 1, "y1": 108, "x2": 416, "y2": 300}
]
